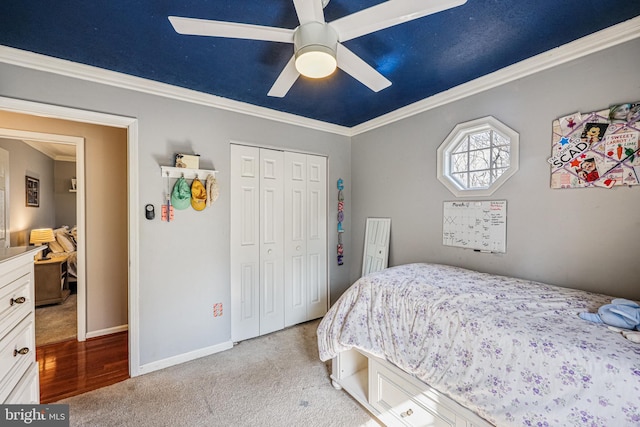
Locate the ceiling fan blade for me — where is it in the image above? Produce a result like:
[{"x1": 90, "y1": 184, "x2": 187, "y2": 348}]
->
[
  {"x1": 267, "y1": 56, "x2": 300, "y2": 97},
  {"x1": 336, "y1": 44, "x2": 391, "y2": 92},
  {"x1": 330, "y1": 0, "x2": 467, "y2": 42},
  {"x1": 168, "y1": 16, "x2": 294, "y2": 43},
  {"x1": 293, "y1": 0, "x2": 325, "y2": 25}
]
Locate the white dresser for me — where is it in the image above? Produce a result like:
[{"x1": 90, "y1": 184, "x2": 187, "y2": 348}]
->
[{"x1": 0, "y1": 247, "x2": 41, "y2": 404}]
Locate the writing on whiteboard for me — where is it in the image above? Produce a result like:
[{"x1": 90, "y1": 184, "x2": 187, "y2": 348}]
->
[{"x1": 443, "y1": 200, "x2": 507, "y2": 253}]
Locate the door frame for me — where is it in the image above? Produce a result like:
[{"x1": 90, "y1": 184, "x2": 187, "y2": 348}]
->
[{"x1": 0, "y1": 96, "x2": 141, "y2": 377}]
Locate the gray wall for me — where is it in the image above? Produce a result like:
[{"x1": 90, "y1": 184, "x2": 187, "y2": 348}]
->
[
  {"x1": 54, "y1": 160, "x2": 77, "y2": 227},
  {"x1": 0, "y1": 138, "x2": 55, "y2": 246},
  {"x1": 350, "y1": 38, "x2": 640, "y2": 300},
  {"x1": 0, "y1": 62, "x2": 352, "y2": 367},
  {"x1": 0, "y1": 36, "x2": 637, "y2": 371}
]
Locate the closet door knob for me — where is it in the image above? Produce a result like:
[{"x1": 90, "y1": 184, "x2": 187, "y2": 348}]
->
[
  {"x1": 13, "y1": 347, "x2": 29, "y2": 357},
  {"x1": 296, "y1": 246, "x2": 301, "y2": 251},
  {"x1": 10, "y1": 296, "x2": 26, "y2": 306},
  {"x1": 268, "y1": 249, "x2": 273, "y2": 254}
]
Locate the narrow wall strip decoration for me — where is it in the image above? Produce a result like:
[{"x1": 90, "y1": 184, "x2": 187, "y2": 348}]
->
[{"x1": 337, "y1": 178, "x2": 344, "y2": 265}]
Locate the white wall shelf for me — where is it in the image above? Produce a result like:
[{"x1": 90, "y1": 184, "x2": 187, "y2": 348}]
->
[{"x1": 160, "y1": 166, "x2": 218, "y2": 180}]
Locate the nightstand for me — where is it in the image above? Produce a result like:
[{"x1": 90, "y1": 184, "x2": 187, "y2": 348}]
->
[{"x1": 34, "y1": 256, "x2": 70, "y2": 307}]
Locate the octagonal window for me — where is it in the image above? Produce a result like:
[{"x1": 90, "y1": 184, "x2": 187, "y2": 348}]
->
[{"x1": 437, "y1": 116, "x2": 519, "y2": 197}]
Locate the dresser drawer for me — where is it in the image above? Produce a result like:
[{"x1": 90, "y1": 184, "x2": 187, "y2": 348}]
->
[
  {"x1": 369, "y1": 359, "x2": 460, "y2": 427},
  {"x1": 0, "y1": 262, "x2": 31, "y2": 292},
  {"x1": 0, "y1": 316, "x2": 35, "y2": 403},
  {"x1": 4, "y1": 362, "x2": 39, "y2": 404},
  {"x1": 0, "y1": 272, "x2": 32, "y2": 339}
]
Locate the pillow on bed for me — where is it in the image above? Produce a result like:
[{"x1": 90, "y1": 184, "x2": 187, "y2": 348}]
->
[
  {"x1": 56, "y1": 231, "x2": 76, "y2": 252},
  {"x1": 48, "y1": 240, "x2": 65, "y2": 253}
]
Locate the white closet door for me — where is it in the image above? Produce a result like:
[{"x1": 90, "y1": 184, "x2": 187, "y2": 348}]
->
[
  {"x1": 284, "y1": 152, "x2": 308, "y2": 326},
  {"x1": 259, "y1": 149, "x2": 284, "y2": 335},
  {"x1": 305, "y1": 155, "x2": 327, "y2": 320},
  {"x1": 284, "y1": 153, "x2": 327, "y2": 326},
  {"x1": 230, "y1": 145, "x2": 261, "y2": 342},
  {"x1": 233, "y1": 146, "x2": 327, "y2": 339}
]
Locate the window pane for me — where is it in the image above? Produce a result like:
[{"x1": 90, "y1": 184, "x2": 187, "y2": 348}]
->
[
  {"x1": 469, "y1": 170, "x2": 490, "y2": 188},
  {"x1": 451, "y1": 153, "x2": 468, "y2": 173},
  {"x1": 452, "y1": 137, "x2": 468, "y2": 154},
  {"x1": 469, "y1": 149, "x2": 490, "y2": 171},
  {"x1": 493, "y1": 131, "x2": 509, "y2": 147},
  {"x1": 491, "y1": 146, "x2": 510, "y2": 168},
  {"x1": 469, "y1": 131, "x2": 490, "y2": 150},
  {"x1": 452, "y1": 172, "x2": 467, "y2": 188},
  {"x1": 492, "y1": 167, "x2": 508, "y2": 181}
]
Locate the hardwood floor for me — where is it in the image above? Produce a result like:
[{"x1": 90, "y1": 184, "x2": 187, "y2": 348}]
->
[{"x1": 36, "y1": 332, "x2": 129, "y2": 403}]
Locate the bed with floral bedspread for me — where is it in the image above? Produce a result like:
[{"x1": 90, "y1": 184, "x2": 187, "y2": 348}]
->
[{"x1": 317, "y1": 263, "x2": 640, "y2": 427}]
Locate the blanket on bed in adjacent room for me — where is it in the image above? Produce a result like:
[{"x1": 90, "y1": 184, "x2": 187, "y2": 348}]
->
[{"x1": 317, "y1": 263, "x2": 640, "y2": 427}]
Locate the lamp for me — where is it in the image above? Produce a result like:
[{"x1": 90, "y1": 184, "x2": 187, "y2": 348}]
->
[
  {"x1": 30, "y1": 228, "x2": 55, "y2": 260},
  {"x1": 294, "y1": 22, "x2": 338, "y2": 79}
]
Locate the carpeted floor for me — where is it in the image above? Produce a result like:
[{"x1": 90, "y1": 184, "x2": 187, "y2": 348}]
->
[
  {"x1": 58, "y1": 319, "x2": 381, "y2": 427},
  {"x1": 35, "y1": 293, "x2": 77, "y2": 346}
]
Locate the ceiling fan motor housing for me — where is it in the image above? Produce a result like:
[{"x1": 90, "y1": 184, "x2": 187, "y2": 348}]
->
[{"x1": 294, "y1": 22, "x2": 338, "y2": 78}]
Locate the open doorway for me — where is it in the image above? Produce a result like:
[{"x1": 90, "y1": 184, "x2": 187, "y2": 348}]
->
[
  {"x1": 0, "y1": 96, "x2": 140, "y2": 400},
  {"x1": 0, "y1": 128, "x2": 85, "y2": 346}
]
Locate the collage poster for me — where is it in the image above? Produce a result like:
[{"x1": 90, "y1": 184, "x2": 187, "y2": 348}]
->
[{"x1": 549, "y1": 102, "x2": 640, "y2": 188}]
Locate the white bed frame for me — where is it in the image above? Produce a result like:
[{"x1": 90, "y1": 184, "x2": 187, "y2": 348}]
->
[{"x1": 331, "y1": 349, "x2": 493, "y2": 427}]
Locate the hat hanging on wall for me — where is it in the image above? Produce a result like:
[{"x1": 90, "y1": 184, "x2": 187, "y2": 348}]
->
[
  {"x1": 191, "y1": 178, "x2": 207, "y2": 211},
  {"x1": 206, "y1": 174, "x2": 219, "y2": 207},
  {"x1": 171, "y1": 177, "x2": 191, "y2": 210}
]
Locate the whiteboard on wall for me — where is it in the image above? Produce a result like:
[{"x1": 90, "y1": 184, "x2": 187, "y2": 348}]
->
[{"x1": 442, "y1": 200, "x2": 507, "y2": 253}]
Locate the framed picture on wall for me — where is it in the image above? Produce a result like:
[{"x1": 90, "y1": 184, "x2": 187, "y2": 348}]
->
[{"x1": 26, "y1": 176, "x2": 39, "y2": 207}]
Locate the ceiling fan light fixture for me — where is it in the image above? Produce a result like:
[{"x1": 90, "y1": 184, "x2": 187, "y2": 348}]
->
[
  {"x1": 294, "y1": 22, "x2": 338, "y2": 79},
  {"x1": 295, "y1": 46, "x2": 337, "y2": 78}
]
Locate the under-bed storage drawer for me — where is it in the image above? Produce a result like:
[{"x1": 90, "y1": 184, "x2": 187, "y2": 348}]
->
[{"x1": 369, "y1": 358, "x2": 463, "y2": 427}]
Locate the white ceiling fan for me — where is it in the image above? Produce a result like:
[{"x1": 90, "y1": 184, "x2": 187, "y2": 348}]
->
[{"x1": 168, "y1": 0, "x2": 467, "y2": 97}]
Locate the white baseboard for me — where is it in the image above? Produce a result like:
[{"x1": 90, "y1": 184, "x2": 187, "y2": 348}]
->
[
  {"x1": 85, "y1": 324, "x2": 128, "y2": 339},
  {"x1": 138, "y1": 341, "x2": 234, "y2": 376}
]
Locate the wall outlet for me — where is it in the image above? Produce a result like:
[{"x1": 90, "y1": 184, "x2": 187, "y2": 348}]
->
[{"x1": 213, "y1": 303, "x2": 223, "y2": 317}]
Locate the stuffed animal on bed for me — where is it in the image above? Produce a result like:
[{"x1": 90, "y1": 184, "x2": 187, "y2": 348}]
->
[{"x1": 579, "y1": 298, "x2": 640, "y2": 343}]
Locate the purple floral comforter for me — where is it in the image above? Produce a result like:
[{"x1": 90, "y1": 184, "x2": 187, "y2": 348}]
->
[{"x1": 317, "y1": 263, "x2": 640, "y2": 426}]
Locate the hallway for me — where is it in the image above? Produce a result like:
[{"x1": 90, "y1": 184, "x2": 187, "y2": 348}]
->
[{"x1": 37, "y1": 332, "x2": 129, "y2": 403}]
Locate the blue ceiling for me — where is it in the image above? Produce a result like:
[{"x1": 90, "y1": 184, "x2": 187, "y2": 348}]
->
[{"x1": 1, "y1": 1, "x2": 639, "y2": 127}]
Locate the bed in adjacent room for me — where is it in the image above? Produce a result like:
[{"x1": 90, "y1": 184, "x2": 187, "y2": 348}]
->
[
  {"x1": 47, "y1": 225, "x2": 78, "y2": 283},
  {"x1": 317, "y1": 263, "x2": 640, "y2": 427}
]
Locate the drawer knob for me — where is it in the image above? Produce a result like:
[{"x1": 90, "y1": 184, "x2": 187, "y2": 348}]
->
[
  {"x1": 10, "y1": 296, "x2": 26, "y2": 306},
  {"x1": 13, "y1": 347, "x2": 29, "y2": 357},
  {"x1": 401, "y1": 408, "x2": 414, "y2": 418}
]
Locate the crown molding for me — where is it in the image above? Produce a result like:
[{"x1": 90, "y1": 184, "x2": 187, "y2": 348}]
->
[
  {"x1": 350, "y1": 16, "x2": 640, "y2": 136},
  {"x1": 0, "y1": 45, "x2": 352, "y2": 137},
  {"x1": 0, "y1": 15, "x2": 638, "y2": 138}
]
